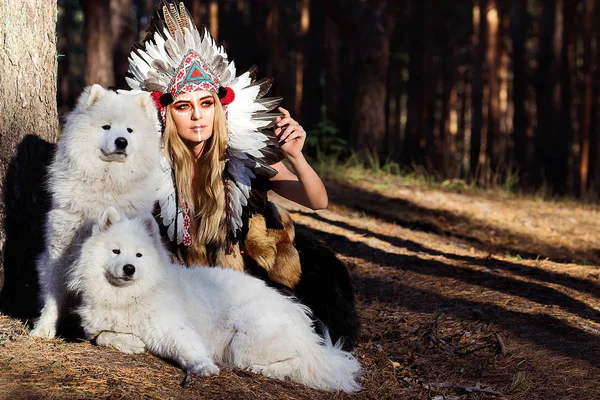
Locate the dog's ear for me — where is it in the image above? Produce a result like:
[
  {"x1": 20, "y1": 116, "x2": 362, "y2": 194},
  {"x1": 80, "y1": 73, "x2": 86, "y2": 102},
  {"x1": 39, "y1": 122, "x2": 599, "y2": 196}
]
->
[
  {"x1": 97, "y1": 206, "x2": 121, "y2": 232},
  {"x1": 135, "y1": 92, "x2": 157, "y2": 121},
  {"x1": 77, "y1": 84, "x2": 106, "y2": 109},
  {"x1": 141, "y1": 214, "x2": 160, "y2": 239}
]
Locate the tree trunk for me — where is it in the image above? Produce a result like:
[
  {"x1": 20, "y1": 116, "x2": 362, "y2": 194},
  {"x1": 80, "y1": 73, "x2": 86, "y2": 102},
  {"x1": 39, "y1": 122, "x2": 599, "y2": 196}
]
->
[
  {"x1": 535, "y1": 0, "x2": 562, "y2": 190},
  {"x1": 57, "y1": 1, "x2": 74, "y2": 113},
  {"x1": 557, "y1": 0, "x2": 575, "y2": 195},
  {"x1": 387, "y1": 21, "x2": 405, "y2": 161},
  {"x1": 580, "y1": 0, "x2": 595, "y2": 196},
  {"x1": 280, "y1": 0, "x2": 299, "y2": 119},
  {"x1": 111, "y1": 0, "x2": 135, "y2": 88},
  {"x1": 440, "y1": 44, "x2": 455, "y2": 173},
  {"x1": 0, "y1": 0, "x2": 59, "y2": 315},
  {"x1": 83, "y1": 0, "x2": 114, "y2": 86},
  {"x1": 351, "y1": 8, "x2": 392, "y2": 158},
  {"x1": 554, "y1": 0, "x2": 581, "y2": 194},
  {"x1": 294, "y1": 0, "x2": 310, "y2": 121},
  {"x1": 404, "y1": 0, "x2": 430, "y2": 165},
  {"x1": 591, "y1": 2, "x2": 600, "y2": 193},
  {"x1": 484, "y1": 0, "x2": 500, "y2": 181},
  {"x1": 511, "y1": 0, "x2": 528, "y2": 185},
  {"x1": 323, "y1": 0, "x2": 395, "y2": 160},
  {"x1": 300, "y1": 0, "x2": 325, "y2": 129},
  {"x1": 190, "y1": 0, "x2": 208, "y2": 28},
  {"x1": 471, "y1": 0, "x2": 486, "y2": 179}
]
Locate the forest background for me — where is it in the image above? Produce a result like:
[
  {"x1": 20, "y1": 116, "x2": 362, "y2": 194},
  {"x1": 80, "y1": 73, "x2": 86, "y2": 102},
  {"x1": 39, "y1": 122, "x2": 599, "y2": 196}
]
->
[{"x1": 54, "y1": 0, "x2": 600, "y2": 199}]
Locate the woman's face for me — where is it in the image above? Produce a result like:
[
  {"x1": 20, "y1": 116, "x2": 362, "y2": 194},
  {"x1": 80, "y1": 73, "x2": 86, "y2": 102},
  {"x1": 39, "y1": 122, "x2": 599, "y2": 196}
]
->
[{"x1": 170, "y1": 90, "x2": 215, "y2": 145}]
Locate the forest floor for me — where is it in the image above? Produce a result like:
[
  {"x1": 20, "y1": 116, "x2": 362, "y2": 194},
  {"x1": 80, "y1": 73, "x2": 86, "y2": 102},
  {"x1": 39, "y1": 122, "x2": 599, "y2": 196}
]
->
[{"x1": 1, "y1": 175, "x2": 600, "y2": 399}]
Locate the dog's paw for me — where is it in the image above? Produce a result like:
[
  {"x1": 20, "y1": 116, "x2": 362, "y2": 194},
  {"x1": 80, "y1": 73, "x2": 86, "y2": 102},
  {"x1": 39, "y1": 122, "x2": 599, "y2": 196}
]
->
[
  {"x1": 29, "y1": 323, "x2": 56, "y2": 339},
  {"x1": 187, "y1": 358, "x2": 220, "y2": 377},
  {"x1": 96, "y1": 332, "x2": 146, "y2": 354}
]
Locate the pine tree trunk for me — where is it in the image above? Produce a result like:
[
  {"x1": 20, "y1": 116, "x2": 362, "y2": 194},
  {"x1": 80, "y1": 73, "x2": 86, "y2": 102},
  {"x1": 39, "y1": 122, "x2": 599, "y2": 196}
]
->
[
  {"x1": 580, "y1": 0, "x2": 595, "y2": 196},
  {"x1": 485, "y1": 1, "x2": 500, "y2": 179},
  {"x1": 590, "y1": 2, "x2": 600, "y2": 193},
  {"x1": 535, "y1": 0, "x2": 561, "y2": 190},
  {"x1": 556, "y1": 0, "x2": 574, "y2": 195},
  {"x1": 111, "y1": 0, "x2": 135, "y2": 88},
  {"x1": 323, "y1": 0, "x2": 394, "y2": 159},
  {"x1": 83, "y1": 0, "x2": 114, "y2": 86},
  {"x1": 280, "y1": 0, "x2": 299, "y2": 118},
  {"x1": 405, "y1": 0, "x2": 430, "y2": 165},
  {"x1": 300, "y1": 0, "x2": 325, "y2": 129},
  {"x1": 511, "y1": 0, "x2": 528, "y2": 185},
  {"x1": 0, "y1": 0, "x2": 59, "y2": 315},
  {"x1": 323, "y1": 15, "x2": 342, "y2": 125},
  {"x1": 471, "y1": 0, "x2": 486, "y2": 179}
]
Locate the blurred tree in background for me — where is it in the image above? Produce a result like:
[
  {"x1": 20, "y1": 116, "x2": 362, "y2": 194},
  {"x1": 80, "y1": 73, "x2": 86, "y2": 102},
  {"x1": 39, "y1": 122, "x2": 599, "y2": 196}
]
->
[{"x1": 58, "y1": 0, "x2": 600, "y2": 198}]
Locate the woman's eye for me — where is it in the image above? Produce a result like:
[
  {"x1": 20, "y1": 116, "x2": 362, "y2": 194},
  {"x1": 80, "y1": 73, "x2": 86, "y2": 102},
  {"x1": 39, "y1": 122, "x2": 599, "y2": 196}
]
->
[
  {"x1": 201, "y1": 101, "x2": 214, "y2": 108},
  {"x1": 112, "y1": 249, "x2": 120, "y2": 254},
  {"x1": 136, "y1": 253, "x2": 142, "y2": 258},
  {"x1": 176, "y1": 104, "x2": 189, "y2": 111},
  {"x1": 127, "y1": 128, "x2": 133, "y2": 133},
  {"x1": 102, "y1": 125, "x2": 111, "y2": 130}
]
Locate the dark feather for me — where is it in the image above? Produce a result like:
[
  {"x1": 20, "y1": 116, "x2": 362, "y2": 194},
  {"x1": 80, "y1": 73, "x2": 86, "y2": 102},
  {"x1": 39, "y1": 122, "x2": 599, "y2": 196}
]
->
[
  {"x1": 246, "y1": 77, "x2": 273, "y2": 99},
  {"x1": 247, "y1": 65, "x2": 259, "y2": 81},
  {"x1": 256, "y1": 96, "x2": 283, "y2": 112}
]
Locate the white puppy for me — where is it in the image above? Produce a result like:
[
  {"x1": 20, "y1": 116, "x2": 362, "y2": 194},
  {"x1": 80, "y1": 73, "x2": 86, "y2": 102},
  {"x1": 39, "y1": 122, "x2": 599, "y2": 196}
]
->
[
  {"x1": 68, "y1": 207, "x2": 361, "y2": 392},
  {"x1": 30, "y1": 85, "x2": 160, "y2": 346}
]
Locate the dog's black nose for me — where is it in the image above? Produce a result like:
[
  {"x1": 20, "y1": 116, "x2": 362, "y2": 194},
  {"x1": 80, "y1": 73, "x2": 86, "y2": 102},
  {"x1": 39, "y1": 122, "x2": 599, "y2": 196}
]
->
[
  {"x1": 123, "y1": 264, "x2": 135, "y2": 277},
  {"x1": 115, "y1": 137, "x2": 128, "y2": 150}
]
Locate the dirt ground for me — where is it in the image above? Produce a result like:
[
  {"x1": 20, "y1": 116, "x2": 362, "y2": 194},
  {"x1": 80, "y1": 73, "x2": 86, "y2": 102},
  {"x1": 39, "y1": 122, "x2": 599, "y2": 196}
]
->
[{"x1": 1, "y1": 177, "x2": 599, "y2": 399}]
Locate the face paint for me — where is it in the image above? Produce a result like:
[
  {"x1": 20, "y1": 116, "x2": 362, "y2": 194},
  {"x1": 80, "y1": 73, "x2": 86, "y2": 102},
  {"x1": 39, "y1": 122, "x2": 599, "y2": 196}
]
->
[{"x1": 170, "y1": 91, "x2": 216, "y2": 151}]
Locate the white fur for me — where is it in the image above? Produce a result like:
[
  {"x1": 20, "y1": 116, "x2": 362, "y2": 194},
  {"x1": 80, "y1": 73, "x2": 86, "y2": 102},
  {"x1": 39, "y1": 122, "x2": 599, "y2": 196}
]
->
[
  {"x1": 30, "y1": 85, "x2": 161, "y2": 344},
  {"x1": 68, "y1": 208, "x2": 361, "y2": 392}
]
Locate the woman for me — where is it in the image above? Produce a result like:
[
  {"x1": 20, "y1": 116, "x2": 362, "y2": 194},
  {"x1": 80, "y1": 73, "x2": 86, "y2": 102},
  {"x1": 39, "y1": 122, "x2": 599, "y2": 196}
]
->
[{"x1": 128, "y1": 1, "x2": 359, "y2": 348}]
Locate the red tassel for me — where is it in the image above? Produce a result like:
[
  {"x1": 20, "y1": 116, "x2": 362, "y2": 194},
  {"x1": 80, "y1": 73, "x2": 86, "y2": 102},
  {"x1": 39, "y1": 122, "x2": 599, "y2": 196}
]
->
[
  {"x1": 150, "y1": 91, "x2": 164, "y2": 110},
  {"x1": 220, "y1": 87, "x2": 235, "y2": 105}
]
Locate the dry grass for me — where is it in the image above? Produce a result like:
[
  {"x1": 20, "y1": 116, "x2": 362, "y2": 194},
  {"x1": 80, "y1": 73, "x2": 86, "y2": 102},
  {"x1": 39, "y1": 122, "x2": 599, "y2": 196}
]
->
[{"x1": 2, "y1": 177, "x2": 600, "y2": 399}]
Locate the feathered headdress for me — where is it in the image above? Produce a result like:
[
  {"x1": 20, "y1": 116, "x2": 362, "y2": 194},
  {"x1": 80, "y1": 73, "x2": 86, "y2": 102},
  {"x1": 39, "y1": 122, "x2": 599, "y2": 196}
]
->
[{"x1": 127, "y1": 1, "x2": 283, "y2": 246}]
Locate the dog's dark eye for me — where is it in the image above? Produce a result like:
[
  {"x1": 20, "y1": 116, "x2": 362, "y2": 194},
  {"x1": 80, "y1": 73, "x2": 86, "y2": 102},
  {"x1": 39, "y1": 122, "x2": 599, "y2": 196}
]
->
[
  {"x1": 112, "y1": 249, "x2": 120, "y2": 254},
  {"x1": 136, "y1": 253, "x2": 142, "y2": 258},
  {"x1": 127, "y1": 128, "x2": 133, "y2": 133},
  {"x1": 102, "y1": 125, "x2": 111, "y2": 130}
]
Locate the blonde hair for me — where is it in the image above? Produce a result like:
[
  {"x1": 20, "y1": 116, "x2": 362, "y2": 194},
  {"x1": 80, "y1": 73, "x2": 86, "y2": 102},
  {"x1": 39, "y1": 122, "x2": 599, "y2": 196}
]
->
[{"x1": 163, "y1": 92, "x2": 228, "y2": 264}]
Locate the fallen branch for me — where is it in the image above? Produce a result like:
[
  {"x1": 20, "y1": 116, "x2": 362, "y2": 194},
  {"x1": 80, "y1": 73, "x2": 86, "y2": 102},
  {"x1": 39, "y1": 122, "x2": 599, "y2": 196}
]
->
[{"x1": 425, "y1": 381, "x2": 505, "y2": 397}]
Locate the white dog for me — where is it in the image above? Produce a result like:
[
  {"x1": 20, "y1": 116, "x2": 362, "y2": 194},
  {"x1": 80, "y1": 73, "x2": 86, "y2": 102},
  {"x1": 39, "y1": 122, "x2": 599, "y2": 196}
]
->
[
  {"x1": 68, "y1": 207, "x2": 361, "y2": 392},
  {"x1": 30, "y1": 85, "x2": 160, "y2": 343}
]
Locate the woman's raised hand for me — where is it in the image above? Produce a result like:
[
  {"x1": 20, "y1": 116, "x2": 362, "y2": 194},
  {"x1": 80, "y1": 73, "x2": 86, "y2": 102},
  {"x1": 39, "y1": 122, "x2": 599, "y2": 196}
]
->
[{"x1": 275, "y1": 107, "x2": 306, "y2": 159}]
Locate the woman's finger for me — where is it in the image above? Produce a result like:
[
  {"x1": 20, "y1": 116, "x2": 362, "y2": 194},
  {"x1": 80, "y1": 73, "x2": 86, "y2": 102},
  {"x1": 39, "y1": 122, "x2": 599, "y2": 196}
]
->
[
  {"x1": 276, "y1": 117, "x2": 295, "y2": 129},
  {"x1": 279, "y1": 124, "x2": 296, "y2": 143},
  {"x1": 277, "y1": 121, "x2": 299, "y2": 140},
  {"x1": 278, "y1": 107, "x2": 291, "y2": 118},
  {"x1": 282, "y1": 131, "x2": 304, "y2": 143}
]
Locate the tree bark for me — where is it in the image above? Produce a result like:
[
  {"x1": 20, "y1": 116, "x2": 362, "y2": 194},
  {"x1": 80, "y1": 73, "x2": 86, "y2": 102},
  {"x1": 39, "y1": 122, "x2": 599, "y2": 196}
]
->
[
  {"x1": 323, "y1": 0, "x2": 395, "y2": 160},
  {"x1": 111, "y1": 0, "x2": 135, "y2": 88},
  {"x1": 83, "y1": 0, "x2": 114, "y2": 86},
  {"x1": 484, "y1": 1, "x2": 501, "y2": 180},
  {"x1": 404, "y1": 0, "x2": 430, "y2": 165},
  {"x1": 471, "y1": 0, "x2": 487, "y2": 179},
  {"x1": 535, "y1": 0, "x2": 562, "y2": 190},
  {"x1": 0, "y1": 0, "x2": 59, "y2": 315},
  {"x1": 300, "y1": 0, "x2": 325, "y2": 129},
  {"x1": 511, "y1": 0, "x2": 528, "y2": 185},
  {"x1": 580, "y1": 0, "x2": 595, "y2": 195}
]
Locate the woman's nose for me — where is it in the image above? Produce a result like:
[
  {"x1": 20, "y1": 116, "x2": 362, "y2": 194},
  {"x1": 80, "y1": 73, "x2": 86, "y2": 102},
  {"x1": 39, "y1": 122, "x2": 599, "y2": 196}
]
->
[{"x1": 191, "y1": 106, "x2": 201, "y2": 120}]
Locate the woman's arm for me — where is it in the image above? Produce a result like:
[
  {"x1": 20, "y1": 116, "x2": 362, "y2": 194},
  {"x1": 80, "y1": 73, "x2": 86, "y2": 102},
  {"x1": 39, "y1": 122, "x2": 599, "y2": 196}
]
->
[{"x1": 269, "y1": 107, "x2": 328, "y2": 210}]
